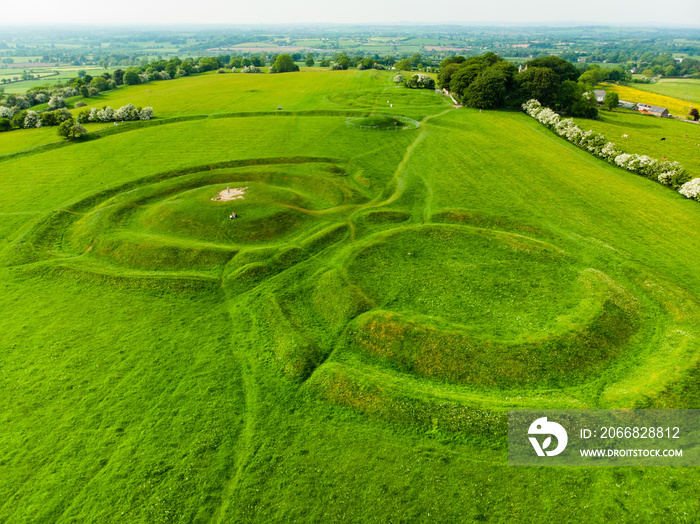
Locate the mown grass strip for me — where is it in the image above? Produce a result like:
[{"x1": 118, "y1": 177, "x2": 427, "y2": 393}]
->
[{"x1": 0, "y1": 115, "x2": 207, "y2": 164}]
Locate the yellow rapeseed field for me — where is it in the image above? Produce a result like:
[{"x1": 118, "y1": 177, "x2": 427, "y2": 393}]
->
[{"x1": 601, "y1": 83, "x2": 695, "y2": 117}]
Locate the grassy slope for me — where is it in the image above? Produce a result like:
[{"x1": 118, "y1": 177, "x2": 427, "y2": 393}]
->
[
  {"x1": 69, "y1": 69, "x2": 438, "y2": 119},
  {"x1": 569, "y1": 110, "x2": 700, "y2": 177},
  {"x1": 1, "y1": 71, "x2": 700, "y2": 522},
  {"x1": 0, "y1": 123, "x2": 112, "y2": 156}
]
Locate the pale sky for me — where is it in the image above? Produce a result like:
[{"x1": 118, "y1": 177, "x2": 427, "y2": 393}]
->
[{"x1": 1, "y1": 0, "x2": 699, "y2": 26}]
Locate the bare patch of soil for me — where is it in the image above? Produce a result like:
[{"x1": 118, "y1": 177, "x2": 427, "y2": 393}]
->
[{"x1": 212, "y1": 187, "x2": 248, "y2": 201}]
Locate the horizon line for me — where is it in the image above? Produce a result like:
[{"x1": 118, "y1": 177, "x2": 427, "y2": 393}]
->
[{"x1": 1, "y1": 21, "x2": 700, "y2": 29}]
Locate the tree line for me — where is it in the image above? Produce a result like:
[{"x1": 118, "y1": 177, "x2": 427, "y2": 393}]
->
[{"x1": 438, "y1": 53, "x2": 599, "y2": 117}]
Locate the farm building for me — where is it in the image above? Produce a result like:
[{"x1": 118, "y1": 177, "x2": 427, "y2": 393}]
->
[
  {"x1": 593, "y1": 90, "x2": 606, "y2": 103},
  {"x1": 638, "y1": 105, "x2": 670, "y2": 118}
]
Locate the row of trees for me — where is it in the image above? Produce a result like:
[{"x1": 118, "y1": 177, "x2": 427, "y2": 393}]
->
[
  {"x1": 1, "y1": 107, "x2": 71, "y2": 130},
  {"x1": 397, "y1": 73, "x2": 435, "y2": 90},
  {"x1": 75, "y1": 104, "x2": 154, "y2": 124},
  {"x1": 0, "y1": 103, "x2": 154, "y2": 132},
  {"x1": 438, "y1": 53, "x2": 599, "y2": 116},
  {"x1": 578, "y1": 64, "x2": 629, "y2": 85}
]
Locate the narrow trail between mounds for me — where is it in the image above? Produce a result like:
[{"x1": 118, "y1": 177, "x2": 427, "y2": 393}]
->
[{"x1": 375, "y1": 107, "x2": 455, "y2": 211}]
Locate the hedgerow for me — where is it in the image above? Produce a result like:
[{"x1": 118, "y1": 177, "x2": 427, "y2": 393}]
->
[
  {"x1": 523, "y1": 99, "x2": 693, "y2": 197},
  {"x1": 76, "y1": 103, "x2": 155, "y2": 124}
]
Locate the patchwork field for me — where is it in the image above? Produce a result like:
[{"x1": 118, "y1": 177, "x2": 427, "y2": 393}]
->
[
  {"x1": 619, "y1": 78, "x2": 700, "y2": 107},
  {"x1": 601, "y1": 82, "x2": 697, "y2": 117},
  {"x1": 0, "y1": 66, "x2": 107, "y2": 93},
  {"x1": 2, "y1": 70, "x2": 700, "y2": 522}
]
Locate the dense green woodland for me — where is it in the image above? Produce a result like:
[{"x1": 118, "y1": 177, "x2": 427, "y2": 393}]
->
[
  {"x1": 437, "y1": 53, "x2": 599, "y2": 114},
  {"x1": 1, "y1": 68, "x2": 700, "y2": 522}
]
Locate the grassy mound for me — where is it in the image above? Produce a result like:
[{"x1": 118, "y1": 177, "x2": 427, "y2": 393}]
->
[
  {"x1": 328, "y1": 225, "x2": 644, "y2": 389},
  {"x1": 346, "y1": 114, "x2": 418, "y2": 131},
  {"x1": 345, "y1": 225, "x2": 582, "y2": 335}
]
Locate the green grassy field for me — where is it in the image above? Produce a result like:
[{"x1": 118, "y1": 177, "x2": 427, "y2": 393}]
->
[
  {"x1": 2, "y1": 70, "x2": 700, "y2": 522},
  {"x1": 69, "y1": 69, "x2": 441, "y2": 119},
  {"x1": 571, "y1": 110, "x2": 700, "y2": 176},
  {"x1": 0, "y1": 123, "x2": 111, "y2": 156}
]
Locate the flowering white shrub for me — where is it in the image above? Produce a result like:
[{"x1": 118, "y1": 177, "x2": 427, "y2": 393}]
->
[
  {"x1": 85, "y1": 103, "x2": 150, "y2": 124},
  {"x1": 48, "y1": 96, "x2": 66, "y2": 110},
  {"x1": 584, "y1": 133, "x2": 607, "y2": 154},
  {"x1": 564, "y1": 125, "x2": 583, "y2": 143},
  {"x1": 394, "y1": 73, "x2": 404, "y2": 83},
  {"x1": 96, "y1": 106, "x2": 114, "y2": 122},
  {"x1": 554, "y1": 118, "x2": 576, "y2": 136},
  {"x1": 114, "y1": 103, "x2": 139, "y2": 121},
  {"x1": 522, "y1": 99, "x2": 542, "y2": 116},
  {"x1": 241, "y1": 65, "x2": 261, "y2": 73},
  {"x1": 614, "y1": 154, "x2": 634, "y2": 170},
  {"x1": 600, "y1": 142, "x2": 619, "y2": 160},
  {"x1": 34, "y1": 93, "x2": 49, "y2": 104},
  {"x1": 679, "y1": 178, "x2": 700, "y2": 200},
  {"x1": 63, "y1": 87, "x2": 79, "y2": 97},
  {"x1": 405, "y1": 73, "x2": 435, "y2": 89},
  {"x1": 139, "y1": 107, "x2": 154, "y2": 121},
  {"x1": 14, "y1": 96, "x2": 30, "y2": 109},
  {"x1": 0, "y1": 106, "x2": 15, "y2": 118},
  {"x1": 54, "y1": 108, "x2": 72, "y2": 123},
  {"x1": 23, "y1": 110, "x2": 41, "y2": 128},
  {"x1": 658, "y1": 172, "x2": 674, "y2": 186},
  {"x1": 139, "y1": 73, "x2": 149, "y2": 84},
  {"x1": 537, "y1": 108, "x2": 559, "y2": 127}
]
